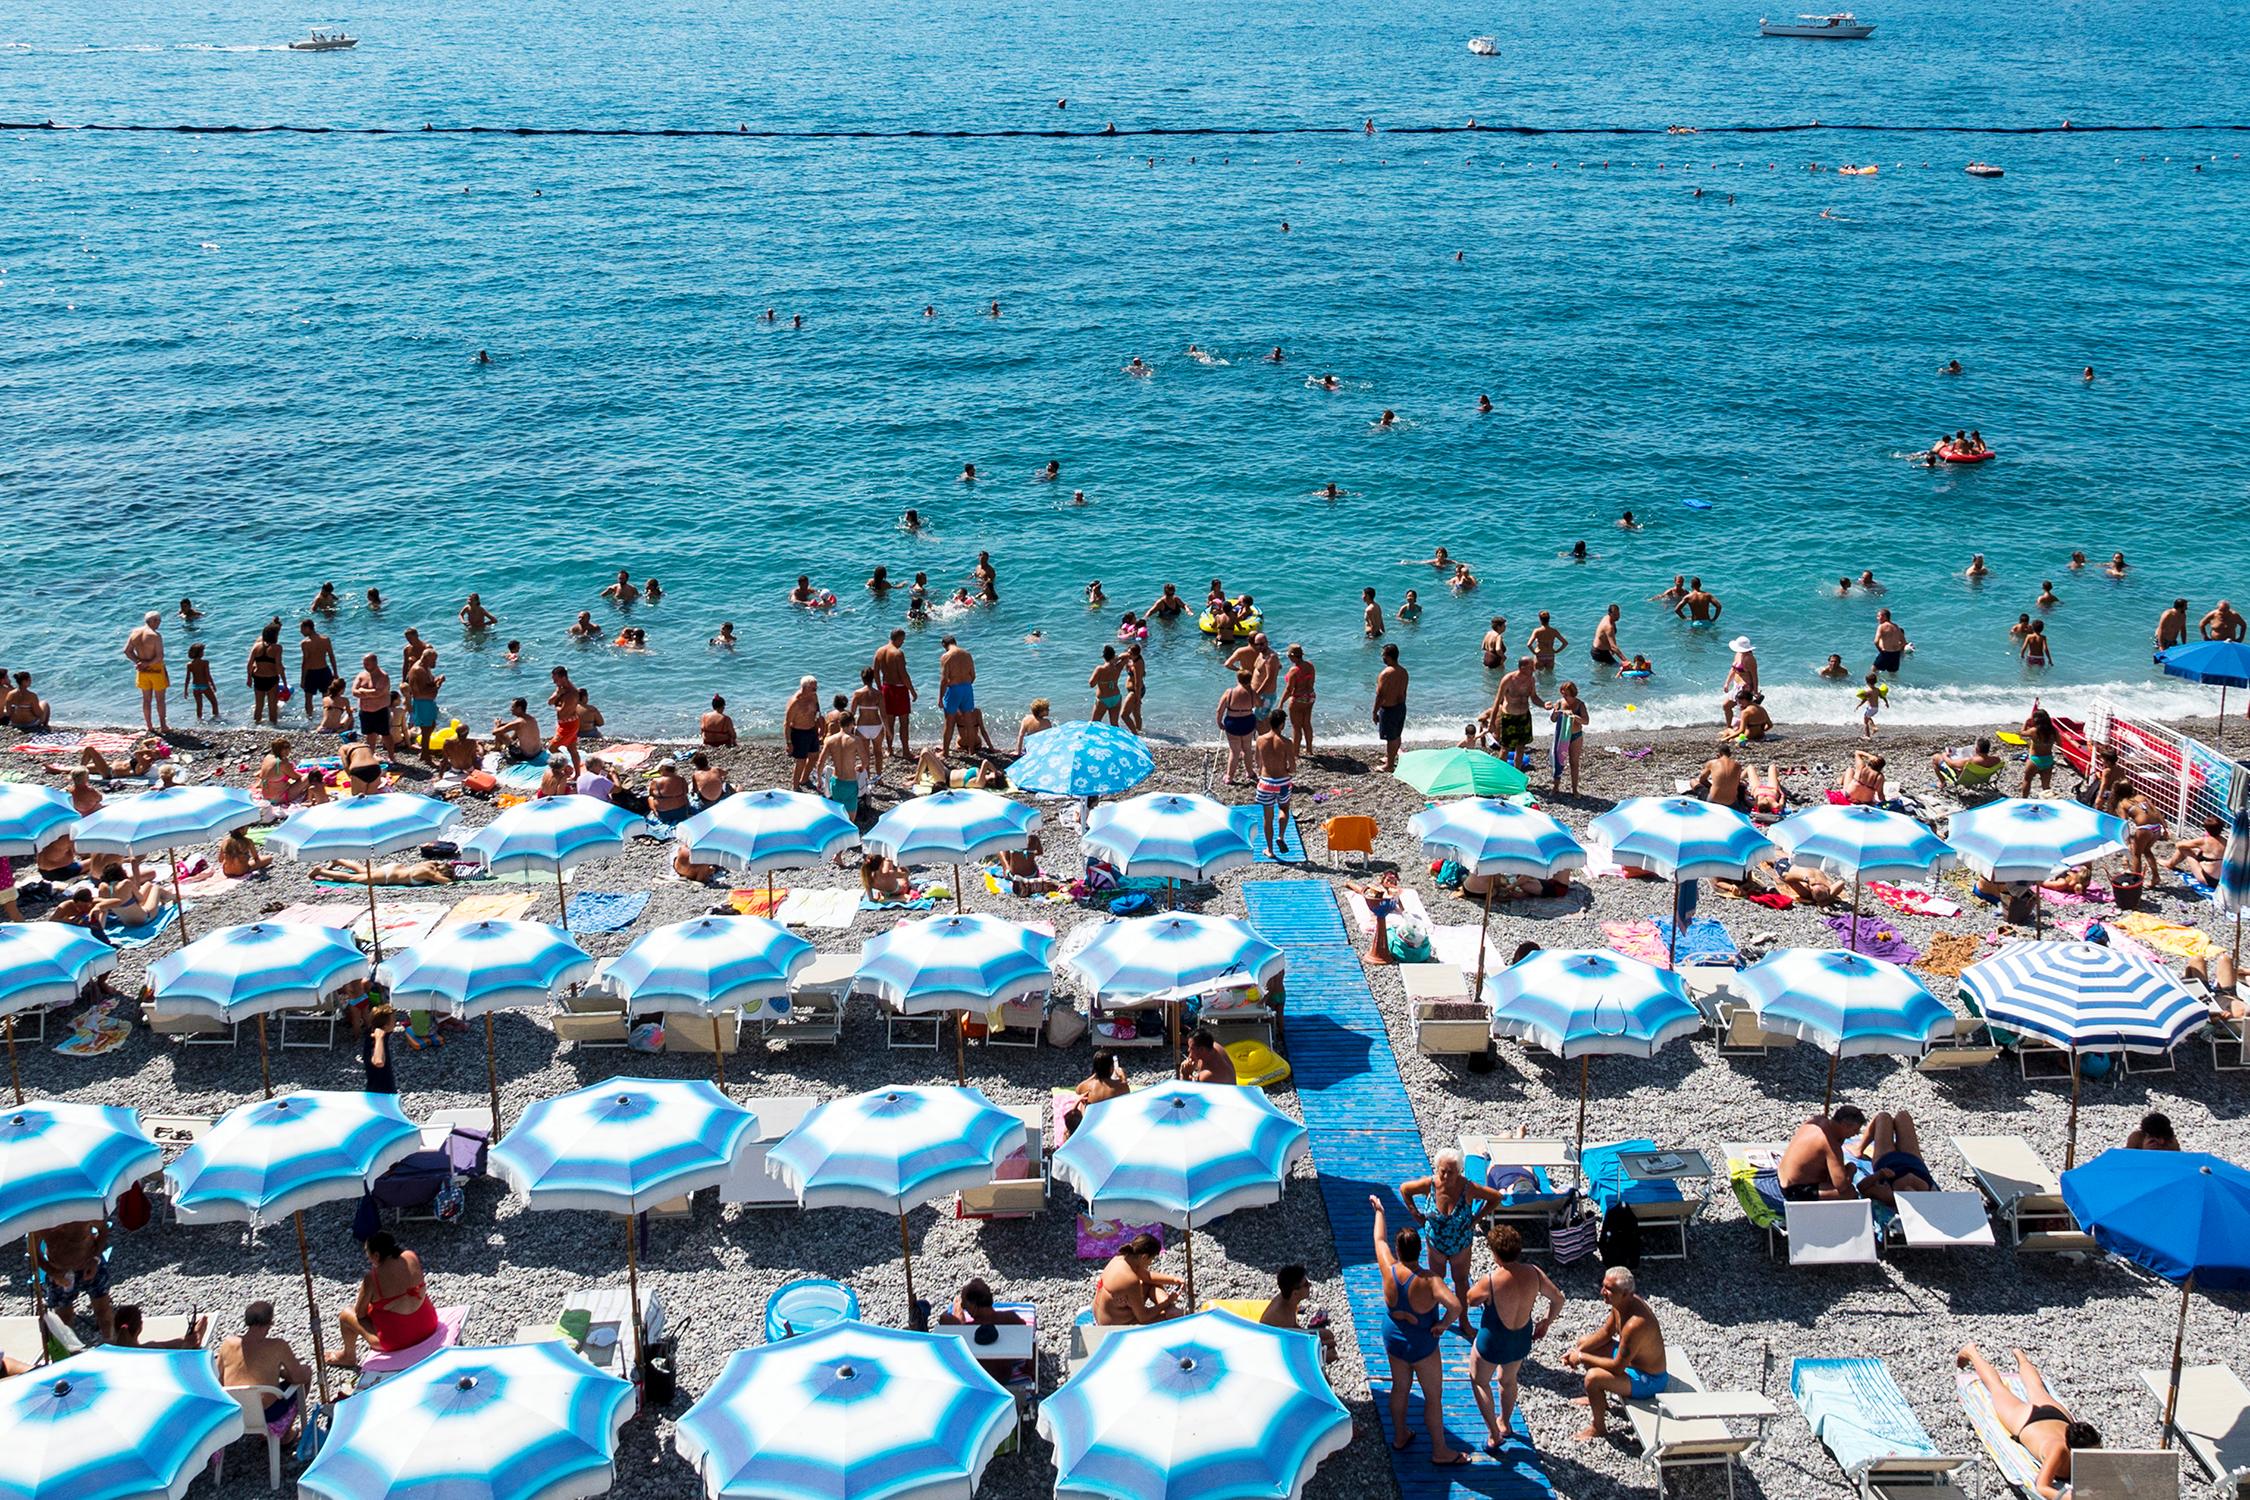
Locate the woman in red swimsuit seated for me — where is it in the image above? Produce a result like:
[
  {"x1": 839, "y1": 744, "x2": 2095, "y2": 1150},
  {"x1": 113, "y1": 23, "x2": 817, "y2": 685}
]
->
[{"x1": 329, "y1": 1230, "x2": 439, "y2": 1367}]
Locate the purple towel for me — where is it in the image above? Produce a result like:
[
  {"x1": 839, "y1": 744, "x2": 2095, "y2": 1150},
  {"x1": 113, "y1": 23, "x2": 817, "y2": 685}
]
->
[{"x1": 1824, "y1": 912, "x2": 1923, "y2": 965}]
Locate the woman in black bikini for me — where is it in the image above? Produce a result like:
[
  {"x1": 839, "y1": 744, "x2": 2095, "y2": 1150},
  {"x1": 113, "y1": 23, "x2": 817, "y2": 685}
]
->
[{"x1": 1957, "y1": 1343, "x2": 2099, "y2": 1500}]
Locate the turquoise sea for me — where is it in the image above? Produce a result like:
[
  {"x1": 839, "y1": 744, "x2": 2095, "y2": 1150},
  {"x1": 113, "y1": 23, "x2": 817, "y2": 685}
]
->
[{"x1": 7, "y1": 0, "x2": 2250, "y2": 740}]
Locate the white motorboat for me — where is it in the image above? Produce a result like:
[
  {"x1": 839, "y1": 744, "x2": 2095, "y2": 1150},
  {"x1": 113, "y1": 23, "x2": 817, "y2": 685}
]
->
[
  {"x1": 1964, "y1": 162, "x2": 2004, "y2": 178},
  {"x1": 1467, "y1": 35, "x2": 1498, "y2": 55},
  {"x1": 288, "y1": 29, "x2": 357, "y2": 50},
  {"x1": 1759, "y1": 13, "x2": 1874, "y2": 37}
]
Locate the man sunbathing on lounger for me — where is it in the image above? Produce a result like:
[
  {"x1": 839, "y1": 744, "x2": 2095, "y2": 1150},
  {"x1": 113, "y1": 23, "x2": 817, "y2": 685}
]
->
[
  {"x1": 1774, "y1": 1106, "x2": 1868, "y2": 1200},
  {"x1": 1957, "y1": 1343, "x2": 2099, "y2": 1500},
  {"x1": 1560, "y1": 1266, "x2": 1665, "y2": 1440}
]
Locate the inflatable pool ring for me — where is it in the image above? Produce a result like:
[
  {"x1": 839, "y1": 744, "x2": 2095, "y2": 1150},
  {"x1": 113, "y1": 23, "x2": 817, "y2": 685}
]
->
[
  {"x1": 1199, "y1": 611, "x2": 1262, "y2": 636},
  {"x1": 1935, "y1": 444, "x2": 1994, "y2": 465},
  {"x1": 795, "y1": 590, "x2": 839, "y2": 609},
  {"x1": 1118, "y1": 623, "x2": 1149, "y2": 643},
  {"x1": 1620, "y1": 669, "x2": 1652, "y2": 681}
]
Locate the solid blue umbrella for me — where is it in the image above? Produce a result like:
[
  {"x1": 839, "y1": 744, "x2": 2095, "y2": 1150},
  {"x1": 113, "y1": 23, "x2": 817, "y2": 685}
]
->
[
  {"x1": 1037, "y1": 1310, "x2": 1351, "y2": 1500},
  {"x1": 857, "y1": 912, "x2": 1054, "y2": 1083},
  {"x1": 1052, "y1": 1083, "x2": 1307, "y2": 1305},
  {"x1": 1410, "y1": 798, "x2": 1588, "y2": 990},
  {"x1": 378, "y1": 919, "x2": 594, "y2": 1136},
  {"x1": 1082, "y1": 793, "x2": 1255, "y2": 904},
  {"x1": 2158, "y1": 640, "x2": 2250, "y2": 742},
  {"x1": 2061, "y1": 1150, "x2": 2250, "y2": 1449},
  {"x1": 1009, "y1": 720, "x2": 1156, "y2": 799},
  {"x1": 1946, "y1": 797, "x2": 2129, "y2": 936},
  {"x1": 1486, "y1": 949, "x2": 1701, "y2": 1162},
  {"x1": 0, "y1": 1103, "x2": 160, "y2": 1250},
  {"x1": 768, "y1": 1085, "x2": 1023, "y2": 1322},
  {"x1": 1960, "y1": 941, "x2": 2206, "y2": 1166},
  {"x1": 0, "y1": 923, "x2": 118, "y2": 1103},
  {"x1": 147, "y1": 922, "x2": 369, "y2": 1096},
  {"x1": 72, "y1": 784, "x2": 258, "y2": 946},
  {"x1": 168, "y1": 1090, "x2": 420, "y2": 1403},
  {"x1": 599, "y1": 915, "x2": 812, "y2": 1087},
  {"x1": 676, "y1": 1321, "x2": 1017, "y2": 1500},
  {"x1": 265, "y1": 793, "x2": 462, "y2": 961},
  {"x1": 301, "y1": 1342, "x2": 635, "y2": 1500},
  {"x1": 1588, "y1": 797, "x2": 1775, "y2": 964},
  {"x1": 463, "y1": 795, "x2": 645, "y2": 934},
  {"x1": 864, "y1": 790, "x2": 1039, "y2": 913},
  {"x1": 1737, "y1": 948, "x2": 1952, "y2": 1107},
  {"x1": 0, "y1": 785, "x2": 76, "y2": 858},
  {"x1": 0, "y1": 1346, "x2": 241, "y2": 1500}
]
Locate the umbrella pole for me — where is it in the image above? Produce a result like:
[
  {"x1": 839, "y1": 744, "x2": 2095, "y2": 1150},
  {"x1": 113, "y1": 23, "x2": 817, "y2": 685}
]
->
[
  {"x1": 624, "y1": 1212, "x2": 648, "y2": 1384},
  {"x1": 5, "y1": 1015, "x2": 19, "y2": 1107},
  {"x1": 954, "y1": 1011, "x2": 968, "y2": 1086},
  {"x1": 953, "y1": 864, "x2": 964, "y2": 914},
  {"x1": 556, "y1": 867, "x2": 569, "y2": 933},
  {"x1": 2033, "y1": 883, "x2": 2044, "y2": 940},
  {"x1": 483, "y1": 1014, "x2": 505, "y2": 1143},
  {"x1": 1668, "y1": 882, "x2": 1681, "y2": 968},
  {"x1": 898, "y1": 1211, "x2": 918, "y2": 1324},
  {"x1": 1474, "y1": 885, "x2": 1493, "y2": 997},
  {"x1": 1824, "y1": 1049, "x2": 1840, "y2": 1113},
  {"x1": 364, "y1": 864, "x2": 384, "y2": 966},
  {"x1": 1575, "y1": 1056, "x2": 1590, "y2": 1183},
  {"x1": 170, "y1": 845, "x2": 191, "y2": 947},
  {"x1": 1183, "y1": 1211, "x2": 1196, "y2": 1309},
  {"x1": 2064, "y1": 1053, "x2": 2082, "y2": 1171},
  {"x1": 256, "y1": 1013, "x2": 273, "y2": 1099},
  {"x1": 2162, "y1": 1274, "x2": 2195, "y2": 1448},
  {"x1": 1851, "y1": 874, "x2": 1863, "y2": 956},
  {"x1": 766, "y1": 871, "x2": 775, "y2": 916},
  {"x1": 1168, "y1": 878, "x2": 1177, "y2": 912},
  {"x1": 294, "y1": 1210, "x2": 333, "y2": 1408},
  {"x1": 712, "y1": 1016, "x2": 727, "y2": 1090}
]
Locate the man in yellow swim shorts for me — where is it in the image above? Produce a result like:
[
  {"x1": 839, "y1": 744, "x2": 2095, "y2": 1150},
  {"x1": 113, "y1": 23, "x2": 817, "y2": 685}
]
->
[{"x1": 124, "y1": 611, "x2": 169, "y2": 732}]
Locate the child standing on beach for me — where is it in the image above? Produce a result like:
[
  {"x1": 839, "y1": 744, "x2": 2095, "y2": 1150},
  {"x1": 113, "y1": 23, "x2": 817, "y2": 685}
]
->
[
  {"x1": 1855, "y1": 673, "x2": 1884, "y2": 739},
  {"x1": 185, "y1": 644, "x2": 218, "y2": 721}
]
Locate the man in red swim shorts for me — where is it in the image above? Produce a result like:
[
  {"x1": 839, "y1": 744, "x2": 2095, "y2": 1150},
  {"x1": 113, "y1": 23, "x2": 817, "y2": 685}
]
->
[{"x1": 872, "y1": 629, "x2": 917, "y2": 756}]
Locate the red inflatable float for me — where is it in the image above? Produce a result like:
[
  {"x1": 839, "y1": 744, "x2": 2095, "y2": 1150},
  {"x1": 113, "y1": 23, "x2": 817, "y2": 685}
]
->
[{"x1": 1935, "y1": 444, "x2": 1994, "y2": 464}]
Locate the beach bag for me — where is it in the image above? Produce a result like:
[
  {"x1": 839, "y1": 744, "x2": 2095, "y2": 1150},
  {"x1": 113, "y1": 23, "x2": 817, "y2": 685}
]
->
[
  {"x1": 432, "y1": 1177, "x2": 465, "y2": 1225},
  {"x1": 1598, "y1": 1203, "x2": 1643, "y2": 1270},
  {"x1": 1109, "y1": 893, "x2": 1154, "y2": 917},
  {"x1": 628, "y1": 1022, "x2": 665, "y2": 1053},
  {"x1": 1387, "y1": 917, "x2": 1432, "y2": 964},
  {"x1": 463, "y1": 771, "x2": 498, "y2": 795},
  {"x1": 350, "y1": 1192, "x2": 381, "y2": 1244},
  {"x1": 1045, "y1": 1005, "x2": 1088, "y2": 1049},
  {"x1": 294, "y1": 1403, "x2": 326, "y2": 1464},
  {"x1": 1549, "y1": 1203, "x2": 1601, "y2": 1264},
  {"x1": 114, "y1": 1181, "x2": 152, "y2": 1233}
]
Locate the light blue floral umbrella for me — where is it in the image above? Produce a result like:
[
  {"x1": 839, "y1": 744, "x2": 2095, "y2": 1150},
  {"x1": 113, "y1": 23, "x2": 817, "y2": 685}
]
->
[
  {"x1": 1738, "y1": 948, "x2": 1952, "y2": 1108},
  {"x1": 0, "y1": 923, "x2": 118, "y2": 1103},
  {"x1": 1009, "y1": 720, "x2": 1155, "y2": 799},
  {"x1": 864, "y1": 790, "x2": 1039, "y2": 913},
  {"x1": 72, "y1": 784, "x2": 258, "y2": 946},
  {"x1": 0, "y1": 1346, "x2": 240, "y2": 1500},
  {"x1": 767, "y1": 1085, "x2": 1024, "y2": 1322},
  {"x1": 678, "y1": 789, "x2": 859, "y2": 913},
  {"x1": 1051, "y1": 1082, "x2": 1308, "y2": 1305},
  {"x1": 0, "y1": 1103, "x2": 159, "y2": 1323},
  {"x1": 1960, "y1": 941, "x2": 2207, "y2": 1166},
  {"x1": 463, "y1": 795, "x2": 646, "y2": 935},
  {"x1": 1946, "y1": 797, "x2": 2130, "y2": 937},
  {"x1": 857, "y1": 913, "x2": 1054, "y2": 1082},
  {"x1": 1082, "y1": 792, "x2": 1255, "y2": 907},
  {"x1": 1773, "y1": 803, "x2": 1955, "y2": 953},
  {"x1": 1588, "y1": 796, "x2": 1776, "y2": 965},
  {"x1": 1037, "y1": 1310, "x2": 1350, "y2": 1500},
  {"x1": 1410, "y1": 798, "x2": 1588, "y2": 991},
  {"x1": 147, "y1": 921, "x2": 369, "y2": 1096},
  {"x1": 1486, "y1": 949, "x2": 1701, "y2": 1163},
  {"x1": 599, "y1": 915, "x2": 812, "y2": 1088},
  {"x1": 300, "y1": 1342, "x2": 635, "y2": 1500},
  {"x1": 676, "y1": 1321, "x2": 1016, "y2": 1500},
  {"x1": 379, "y1": 920, "x2": 593, "y2": 1136},
  {"x1": 168, "y1": 1090, "x2": 420, "y2": 1403},
  {"x1": 491, "y1": 1080, "x2": 759, "y2": 1377},
  {"x1": 265, "y1": 794, "x2": 462, "y2": 962},
  {"x1": 0, "y1": 785, "x2": 76, "y2": 858}
]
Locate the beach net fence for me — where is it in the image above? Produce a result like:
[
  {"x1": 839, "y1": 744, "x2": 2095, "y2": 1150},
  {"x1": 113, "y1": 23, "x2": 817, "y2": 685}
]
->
[{"x1": 2087, "y1": 699, "x2": 2243, "y2": 837}]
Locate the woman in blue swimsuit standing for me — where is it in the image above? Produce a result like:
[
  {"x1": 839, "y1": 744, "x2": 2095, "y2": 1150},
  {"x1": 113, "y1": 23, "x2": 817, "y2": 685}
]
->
[
  {"x1": 1371, "y1": 1194, "x2": 1470, "y2": 1466},
  {"x1": 1466, "y1": 1224, "x2": 1566, "y2": 1455},
  {"x1": 1399, "y1": 1150, "x2": 1506, "y2": 1340}
]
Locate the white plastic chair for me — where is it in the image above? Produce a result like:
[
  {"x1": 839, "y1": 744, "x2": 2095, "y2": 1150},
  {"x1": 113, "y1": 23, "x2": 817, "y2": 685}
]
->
[{"x1": 221, "y1": 1385, "x2": 288, "y2": 1491}]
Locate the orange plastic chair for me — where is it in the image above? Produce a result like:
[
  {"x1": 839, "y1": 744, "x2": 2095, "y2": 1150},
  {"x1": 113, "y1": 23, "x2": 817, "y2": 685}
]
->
[{"x1": 1322, "y1": 815, "x2": 1378, "y2": 866}]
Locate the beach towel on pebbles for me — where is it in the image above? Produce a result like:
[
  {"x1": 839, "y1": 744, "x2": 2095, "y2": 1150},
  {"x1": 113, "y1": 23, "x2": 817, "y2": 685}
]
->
[
  {"x1": 777, "y1": 888, "x2": 858, "y2": 930},
  {"x1": 564, "y1": 891, "x2": 650, "y2": 934},
  {"x1": 268, "y1": 902, "x2": 361, "y2": 930},
  {"x1": 355, "y1": 902, "x2": 446, "y2": 949},
  {"x1": 1823, "y1": 913, "x2": 1922, "y2": 965},
  {"x1": 1653, "y1": 917, "x2": 1738, "y2": 965},
  {"x1": 435, "y1": 891, "x2": 537, "y2": 932},
  {"x1": 1867, "y1": 880, "x2": 1962, "y2": 918},
  {"x1": 106, "y1": 906, "x2": 181, "y2": 949},
  {"x1": 2109, "y1": 911, "x2": 2221, "y2": 960},
  {"x1": 495, "y1": 759, "x2": 549, "y2": 792}
]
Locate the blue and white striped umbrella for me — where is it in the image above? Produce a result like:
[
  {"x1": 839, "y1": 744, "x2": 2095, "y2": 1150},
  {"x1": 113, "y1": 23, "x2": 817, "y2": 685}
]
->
[
  {"x1": 0, "y1": 785, "x2": 77, "y2": 857},
  {"x1": 2215, "y1": 804, "x2": 2250, "y2": 919},
  {"x1": 491, "y1": 1079, "x2": 759, "y2": 1214},
  {"x1": 1946, "y1": 797, "x2": 2130, "y2": 883},
  {"x1": 767, "y1": 1085, "x2": 1024, "y2": 1320},
  {"x1": 379, "y1": 920, "x2": 593, "y2": 1019},
  {"x1": 0, "y1": 1347, "x2": 240, "y2": 1500},
  {"x1": 601, "y1": 914, "x2": 813, "y2": 1025},
  {"x1": 0, "y1": 1102, "x2": 161, "y2": 1247},
  {"x1": 1739, "y1": 948, "x2": 1951, "y2": 1107},
  {"x1": 1409, "y1": 798, "x2": 1587, "y2": 876},
  {"x1": 1771, "y1": 804, "x2": 1954, "y2": 880},
  {"x1": 71, "y1": 785, "x2": 258, "y2": 857},
  {"x1": 463, "y1": 795, "x2": 645, "y2": 876},
  {"x1": 1486, "y1": 949, "x2": 1702, "y2": 1161},
  {"x1": 678, "y1": 789, "x2": 859, "y2": 876},
  {"x1": 1064, "y1": 913, "x2": 1284, "y2": 1001},
  {"x1": 301, "y1": 1342, "x2": 634, "y2": 1500},
  {"x1": 864, "y1": 790, "x2": 1040, "y2": 902},
  {"x1": 857, "y1": 913, "x2": 1053, "y2": 1016},
  {"x1": 676, "y1": 1322, "x2": 1017, "y2": 1500},
  {"x1": 147, "y1": 922, "x2": 370, "y2": 1021},
  {"x1": 1053, "y1": 1082, "x2": 1308, "y2": 1230},
  {"x1": 1586, "y1": 796, "x2": 1776, "y2": 879},
  {"x1": 1009, "y1": 720, "x2": 1156, "y2": 798},
  {"x1": 167, "y1": 1090, "x2": 420, "y2": 1225},
  {"x1": 1082, "y1": 793, "x2": 1255, "y2": 884},
  {"x1": 1037, "y1": 1310, "x2": 1350, "y2": 1500},
  {"x1": 0, "y1": 922, "x2": 119, "y2": 1016},
  {"x1": 266, "y1": 792, "x2": 461, "y2": 861}
]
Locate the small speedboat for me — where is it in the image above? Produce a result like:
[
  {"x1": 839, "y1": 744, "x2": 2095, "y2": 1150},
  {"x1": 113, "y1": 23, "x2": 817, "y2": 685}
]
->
[
  {"x1": 288, "y1": 29, "x2": 357, "y2": 50},
  {"x1": 1760, "y1": 12, "x2": 1875, "y2": 37},
  {"x1": 1467, "y1": 35, "x2": 1498, "y2": 55},
  {"x1": 1965, "y1": 162, "x2": 2005, "y2": 178}
]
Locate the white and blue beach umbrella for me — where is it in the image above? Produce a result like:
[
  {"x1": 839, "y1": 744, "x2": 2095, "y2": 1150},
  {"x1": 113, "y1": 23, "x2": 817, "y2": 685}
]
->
[
  {"x1": 301, "y1": 1342, "x2": 635, "y2": 1500},
  {"x1": 1410, "y1": 798, "x2": 1588, "y2": 988},
  {"x1": 865, "y1": 790, "x2": 1039, "y2": 912},
  {"x1": 379, "y1": 919, "x2": 594, "y2": 1135},
  {"x1": 71, "y1": 784, "x2": 258, "y2": 858},
  {"x1": 0, "y1": 1102, "x2": 161, "y2": 1247},
  {"x1": 1064, "y1": 913, "x2": 1284, "y2": 1001},
  {"x1": 0, "y1": 922, "x2": 118, "y2": 1101},
  {"x1": 767, "y1": 1085, "x2": 1024, "y2": 1319},
  {"x1": 1587, "y1": 796, "x2": 1776, "y2": 881},
  {"x1": 858, "y1": 912, "x2": 1053, "y2": 1082},
  {"x1": 147, "y1": 921, "x2": 370, "y2": 1095},
  {"x1": 1009, "y1": 720, "x2": 1156, "y2": 799},
  {"x1": 266, "y1": 792, "x2": 463, "y2": 961},
  {"x1": 599, "y1": 915, "x2": 812, "y2": 1086},
  {"x1": 1772, "y1": 804, "x2": 1953, "y2": 881},
  {"x1": 0, "y1": 785, "x2": 77, "y2": 857},
  {"x1": 0, "y1": 1347, "x2": 240, "y2": 1500},
  {"x1": 1082, "y1": 792, "x2": 1255, "y2": 891},
  {"x1": 1037, "y1": 1310, "x2": 1351, "y2": 1500},
  {"x1": 676, "y1": 1322, "x2": 1017, "y2": 1500},
  {"x1": 2218, "y1": 803, "x2": 2250, "y2": 919},
  {"x1": 463, "y1": 795, "x2": 643, "y2": 876},
  {"x1": 1486, "y1": 949, "x2": 1702, "y2": 1162},
  {"x1": 1946, "y1": 797, "x2": 2130, "y2": 883},
  {"x1": 1738, "y1": 948, "x2": 1951, "y2": 1107},
  {"x1": 1960, "y1": 941, "x2": 2209, "y2": 1166},
  {"x1": 679, "y1": 789, "x2": 859, "y2": 876}
]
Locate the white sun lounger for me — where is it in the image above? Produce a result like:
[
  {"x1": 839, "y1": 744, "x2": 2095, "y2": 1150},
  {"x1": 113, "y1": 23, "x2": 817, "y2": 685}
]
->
[
  {"x1": 1793, "y1": 1355, "x2": 1971, "y2": 1499},
  {"x1": 1786, "y1": 1200, "x2": 1880, "y2": 1266},
  {"x1": 1624, "y1": 1347, "x2": 1777, "y2": 1499},
  {"x1": 719, "y1": 1095, "x2": 817, "y2": 1207},
  {"x1": 1953, "y1": 1135, "x2": 2098, "y2": 1252},
  {"x1": 2140, "y1": 1365, "x2": 2250, "y2": 1497}
]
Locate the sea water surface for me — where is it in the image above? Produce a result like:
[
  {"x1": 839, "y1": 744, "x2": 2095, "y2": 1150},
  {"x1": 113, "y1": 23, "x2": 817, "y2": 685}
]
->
[{"x1": 6, "y1": 0, "x2": 2250, "y2": 740}]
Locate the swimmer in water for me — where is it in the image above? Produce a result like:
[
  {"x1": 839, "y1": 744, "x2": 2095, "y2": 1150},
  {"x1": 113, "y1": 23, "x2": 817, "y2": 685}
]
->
[
  {"x1": 1071, "y1": 489, "x2": 1089, "y2": 506},
  {"x1": 1040, "y1": 460, "x2": 1061, "y2": 481},
  {"x1": 504, "y1": 639, "x2": 523, "y2": 663},
  {"x1": 1375, "y1": 409, "x2": 1397, "y2": 430},
  {"x1": 924, "y1": 305, "x2": 935, "y2": 317},
  {"x1": 989, "y1": 300, "x2": 1001, "y2": 317},
  {"x1": 1819, "y1": 653, "x2": 1850, "y2": 679},
  {"x1": 1086, "y1": 580, "x2": 1107, "y2": 607},
  {"x1": 901, "y1": 508, "x2": 922, "y2": 531},
  {"x1": 1567, "y1": 541, "x2": 1588, "y2": 561},
  {"x1": 1397, "y1": 590, "x2": 1422, "y2": 625},
  {"x1": 2107, "y1": 551, "x2": 2129, "y2": 578},
  {"x1": 1266, "y1": 346, "x2": 1285, "y2": 363},
  {"x1": 2068, "y1": 551, "x2": 2087, "y2": 570},
  {"x1": 791, "y1": 575, "x2": 830, "y2": 607},
  {"x1": 1651, "y1": 575, "x2": 1688, "y2": 605},
  {"x1": 868, "y1": 566, "x2": 892, "y2": 595},
  {"x1": 710, "y1": 623, "x2": 736, "y2": 649},
  {"x1": 1965, "y1": 555, "x2": 1989, "y2": 580},
  {"x1": 1857, "y1": 569, "x2": 1882, "y2": 592},
  {"x1": 1942, "y1": 359, "x2": 1962, "y2": 375},
  {"x1": 1319, "y1": 374, "x2": 1339, "y2": 391},
  {"x1": 762, "y1": 309, "x2": 777, "y2": 323},
  {"x1": 1405, "y1": 547, "x2": 1452, "y2": 570},
  {"x1": 1617, "y1": 510, "x2": 1641, "y2": 531},
  {"x1": 791, "y1": 314, "x2": 802, "y2": 329},
  {"x1": 1124, "y1": 356, "x2": 1151, "y2": 378},
  {"x1": 959, "y1": 464, "x2": 976, "y2": 483},
  {"x1": 569, "y1": 611, "x2": 599, "y2": 639},
  {"x1": 1835, "y1": 578, "x2": 1853, "y2": 597},
  {"x1": 2038, "y1": 580, "x2": 2060, "y2": 609},
  {"x1": 1321, "y1": 482, "x2": 1343, "y2": 500},
  {"x1": 1451, "y1": 562, "x2": 1479, "y2": 592},
  {"x1": 1477, "y1": 393, "x2": 1493, "y2": 414},
  {"x1": 475, "y1": 349, "x2": 491, "y2": 365},
  {"x1": 2083, "y1": 367, "x2": 2095, "y2": 382}
]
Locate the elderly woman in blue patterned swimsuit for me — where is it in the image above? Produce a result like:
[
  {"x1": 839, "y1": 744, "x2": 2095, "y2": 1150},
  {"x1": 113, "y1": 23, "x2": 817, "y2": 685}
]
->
[{"x1": 1399, "y1": 1149, "x2": 1507, "y2": 1341}]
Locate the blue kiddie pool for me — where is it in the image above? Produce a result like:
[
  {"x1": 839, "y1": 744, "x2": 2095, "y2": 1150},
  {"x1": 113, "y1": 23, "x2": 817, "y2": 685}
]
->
[{"x1": 765, "y1": 1278, "x2": 859, "y2": 1342}]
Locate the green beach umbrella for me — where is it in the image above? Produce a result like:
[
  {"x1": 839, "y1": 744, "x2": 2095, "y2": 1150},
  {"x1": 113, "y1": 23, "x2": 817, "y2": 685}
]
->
[{"x1": 1393, "y1": 748, "x2": 1529, "y2": 800}]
